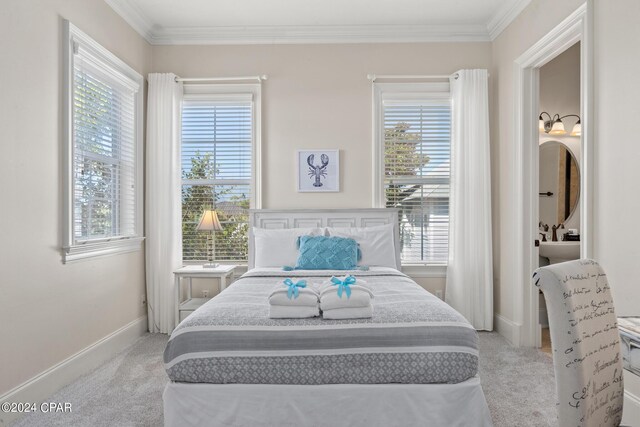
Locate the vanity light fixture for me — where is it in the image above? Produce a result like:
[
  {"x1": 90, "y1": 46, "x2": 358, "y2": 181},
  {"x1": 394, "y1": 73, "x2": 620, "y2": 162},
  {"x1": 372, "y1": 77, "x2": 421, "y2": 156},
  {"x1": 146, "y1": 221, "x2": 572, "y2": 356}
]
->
[{"x1": 539, "y1": 112, "x2": 581, "y2": 136}]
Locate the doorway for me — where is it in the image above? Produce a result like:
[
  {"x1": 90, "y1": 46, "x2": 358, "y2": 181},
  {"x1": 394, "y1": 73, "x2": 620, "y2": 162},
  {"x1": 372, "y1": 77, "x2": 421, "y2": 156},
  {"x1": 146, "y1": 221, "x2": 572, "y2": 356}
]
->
[
  {"x1": 512, "y1": 3, "x2": 593, "y2": 348},
  {"x1": 537, "y1": 42, "x2": 582, "y2": 352}
]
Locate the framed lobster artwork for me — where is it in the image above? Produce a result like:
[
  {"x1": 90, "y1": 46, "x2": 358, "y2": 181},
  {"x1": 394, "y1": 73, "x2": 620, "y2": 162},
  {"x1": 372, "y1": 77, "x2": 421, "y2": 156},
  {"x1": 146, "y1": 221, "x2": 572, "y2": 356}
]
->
[{"x1": 296, "y1": 149, "x2": 340, "y2": 192}]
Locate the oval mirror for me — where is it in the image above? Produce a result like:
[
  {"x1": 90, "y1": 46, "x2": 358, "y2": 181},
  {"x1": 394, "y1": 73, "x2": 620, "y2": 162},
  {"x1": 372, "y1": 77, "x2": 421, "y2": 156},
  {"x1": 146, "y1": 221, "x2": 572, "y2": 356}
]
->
[{"x1": 539, "y1": 140, "x2": 580, "y2": 224}]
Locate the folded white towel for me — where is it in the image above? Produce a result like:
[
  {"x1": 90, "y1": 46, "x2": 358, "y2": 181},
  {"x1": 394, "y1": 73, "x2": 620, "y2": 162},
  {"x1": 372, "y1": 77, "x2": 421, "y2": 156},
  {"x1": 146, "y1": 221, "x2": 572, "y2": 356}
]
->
[
  {"x1": 269, "y1": 305, "x2": 320, "y2": 319},
  {"x1": 268, "y1": 279, "x2": 320, "y2": 318},
  {"x1": 269, "y1": 288, "x2": 319, "y2": 307},
  {"x1": 269, "y1": 280, "x2": 319, "y2": 307},
  {"x1": 320, "y1": 285, "x2": 373, "y2": 311},
  {"x1": 316, "y1": 277, "x2": 369, "y2": 294},
  {"x1": 322, "y1": 306, "x2": 373, "y2": 320},
  {"x1": 319, "y1": 276, "x2": 373, "y2": 314}
]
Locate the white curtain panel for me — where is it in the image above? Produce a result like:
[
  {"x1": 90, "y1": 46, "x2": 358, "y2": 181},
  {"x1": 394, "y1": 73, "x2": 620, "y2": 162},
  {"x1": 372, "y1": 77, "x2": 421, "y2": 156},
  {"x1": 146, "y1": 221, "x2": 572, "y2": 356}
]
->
[
  {"x1": 146, "y1": 73, "x2": 183, "y2": 333},
  {"x1": 445, "y1": 69, "x2": 493, "y2": 331}
]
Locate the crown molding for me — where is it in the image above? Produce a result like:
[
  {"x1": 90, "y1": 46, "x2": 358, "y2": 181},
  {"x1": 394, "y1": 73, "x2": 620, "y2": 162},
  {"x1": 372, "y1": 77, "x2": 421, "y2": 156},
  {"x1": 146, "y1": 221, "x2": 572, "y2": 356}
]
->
[
  {"x1": 105, "y1": 0, "x2": 155, "y2": 43},
  {"x1": 486, "y1": 0, "x2": 532, "y2": 40},
  {"x1": 105, "y1": 0, "x2": 530, "y2": 45},
  {"x1": 148, "y1": 24, "x2": 490, "y2": 45}
]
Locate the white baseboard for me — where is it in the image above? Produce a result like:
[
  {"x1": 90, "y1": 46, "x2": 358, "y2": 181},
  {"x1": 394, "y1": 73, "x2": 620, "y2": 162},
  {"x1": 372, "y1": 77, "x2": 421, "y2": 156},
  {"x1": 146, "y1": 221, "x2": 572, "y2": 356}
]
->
[
  {"x1": 0, "y1": 316, "x2": 147, "y2": 426},
  {"x1": 623, "y1": 370, "x2": 640, "y2": 427},
  {"x1": 494, "y1": 313, "x2": 521, "y2": 346},
  {"x1": 624, "y1": 391, "x2": 640, "y2": 427}
]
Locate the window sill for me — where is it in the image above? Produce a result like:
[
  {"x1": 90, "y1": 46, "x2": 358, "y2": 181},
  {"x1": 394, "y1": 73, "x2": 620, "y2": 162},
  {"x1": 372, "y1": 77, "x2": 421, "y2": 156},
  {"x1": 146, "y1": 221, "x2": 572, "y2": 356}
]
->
[
  {"x1": 401, "y1": 264, "x2": 447, "y2": 278},
  {"x1": 63, "y1": 237, "x2": 145, "y2": 263}
]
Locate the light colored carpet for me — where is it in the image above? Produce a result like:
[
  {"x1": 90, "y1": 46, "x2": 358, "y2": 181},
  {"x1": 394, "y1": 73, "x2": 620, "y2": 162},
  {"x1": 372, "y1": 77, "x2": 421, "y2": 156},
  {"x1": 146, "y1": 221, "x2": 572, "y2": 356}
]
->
[
  {"x1": 12, "y1": 334, "x2": 168, "y2": 427},
  {"x1": 12, "y1": 332, "x2": 557, "y2": 426},
  {"x1": 478, "y1": 332, "x2": 557, "y2": 426}
]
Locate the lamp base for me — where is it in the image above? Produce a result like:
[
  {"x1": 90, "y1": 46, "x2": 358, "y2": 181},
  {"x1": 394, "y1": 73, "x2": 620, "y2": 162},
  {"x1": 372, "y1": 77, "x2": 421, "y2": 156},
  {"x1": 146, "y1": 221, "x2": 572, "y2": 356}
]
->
[{"x1": 203, "y1": 263, "x2": 220, "y2": 269}]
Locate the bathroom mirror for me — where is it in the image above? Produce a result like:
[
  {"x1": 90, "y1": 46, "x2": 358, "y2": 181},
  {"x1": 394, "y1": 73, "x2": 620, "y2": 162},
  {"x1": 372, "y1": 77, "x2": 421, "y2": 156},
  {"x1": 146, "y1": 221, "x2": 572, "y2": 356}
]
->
[{"x1": 539, "y1": 140, "x2": 580, "y2": 224}]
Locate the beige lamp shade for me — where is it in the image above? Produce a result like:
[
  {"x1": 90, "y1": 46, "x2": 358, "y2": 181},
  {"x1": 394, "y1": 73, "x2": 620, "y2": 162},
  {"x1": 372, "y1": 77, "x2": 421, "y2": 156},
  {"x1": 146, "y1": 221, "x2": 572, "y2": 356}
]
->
[
  {"x1": 196, "y1": 210, "x2": 223, "y2": 232},
  {"x1": 570, "y1": 121, "x2": 582, "y2": 136},
  {"x1": 539, "y1": 118, "x2": 546, "y2": 132},
  {"x1": 549, "y1": 119, "x2": 566, "y2": 135}
]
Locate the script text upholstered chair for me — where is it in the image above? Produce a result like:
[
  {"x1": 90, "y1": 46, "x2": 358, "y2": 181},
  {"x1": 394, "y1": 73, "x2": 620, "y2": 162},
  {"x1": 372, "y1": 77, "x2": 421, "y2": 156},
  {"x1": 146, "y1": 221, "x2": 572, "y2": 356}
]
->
[{"x1": 533, "y1": 259, "x2": 624, "y2": 427}]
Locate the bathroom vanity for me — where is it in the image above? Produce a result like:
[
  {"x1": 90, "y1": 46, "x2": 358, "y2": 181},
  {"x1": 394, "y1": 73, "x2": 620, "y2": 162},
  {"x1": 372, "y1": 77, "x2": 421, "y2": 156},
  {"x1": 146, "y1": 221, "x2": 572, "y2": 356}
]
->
[{"x1": 538, "y1": 240, "x2": 580, "y2": 264}]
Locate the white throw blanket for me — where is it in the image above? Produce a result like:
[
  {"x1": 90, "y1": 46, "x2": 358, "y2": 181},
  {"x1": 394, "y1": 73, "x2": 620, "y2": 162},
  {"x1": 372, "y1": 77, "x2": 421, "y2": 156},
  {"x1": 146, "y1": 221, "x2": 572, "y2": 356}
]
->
[
  {"x1": 319, "y1": 276, "x2": 373, "y2": 319},
  {"x1": 269, "y1": 279, "x2": 320, "y2": 318}
]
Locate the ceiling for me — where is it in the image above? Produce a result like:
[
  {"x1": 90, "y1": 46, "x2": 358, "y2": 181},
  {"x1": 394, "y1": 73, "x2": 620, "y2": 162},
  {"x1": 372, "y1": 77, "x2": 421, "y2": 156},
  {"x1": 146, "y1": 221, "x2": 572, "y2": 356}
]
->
[{"x1": 105, "y1": 0, "x2": 531, "y2": 45}]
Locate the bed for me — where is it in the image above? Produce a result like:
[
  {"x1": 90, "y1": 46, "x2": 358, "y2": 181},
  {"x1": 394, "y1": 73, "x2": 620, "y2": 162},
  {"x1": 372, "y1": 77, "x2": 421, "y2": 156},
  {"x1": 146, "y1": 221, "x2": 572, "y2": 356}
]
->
[{"x1": 163, "y1": 209, "x2": 493, "y2": 426}]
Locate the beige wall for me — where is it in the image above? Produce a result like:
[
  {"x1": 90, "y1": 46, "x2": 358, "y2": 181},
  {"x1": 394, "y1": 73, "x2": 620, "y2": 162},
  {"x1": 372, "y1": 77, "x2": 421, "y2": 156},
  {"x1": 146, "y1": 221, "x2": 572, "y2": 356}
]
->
[
  {"x1": 539, "y1": 43, "x2": 581, "y2": 129},
  {"x1": 152, "y1": 42, "x2": 492, "y2": 293},
  {"x1": 593, "y1": 0, "x2": 640, "y2": 316},
  {"x1": 152, "y1": 42, "x2": 491, "y2": 210},
  {"x1": 593, "y1": 4, "x2": 640, "y2": 417},
  {"x1": 490, "y1": 0, "x2": 585, "y2": 324},
  {"x1": 0, "y1": 0, "x2": 151, "y2": 395}
]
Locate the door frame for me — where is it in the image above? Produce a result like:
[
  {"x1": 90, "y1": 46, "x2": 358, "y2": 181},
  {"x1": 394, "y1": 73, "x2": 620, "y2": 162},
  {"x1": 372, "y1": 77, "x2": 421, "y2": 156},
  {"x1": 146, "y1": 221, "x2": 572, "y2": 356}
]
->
[{"x1": 512, "y1": 2, "x2": 593, "y2": 347}]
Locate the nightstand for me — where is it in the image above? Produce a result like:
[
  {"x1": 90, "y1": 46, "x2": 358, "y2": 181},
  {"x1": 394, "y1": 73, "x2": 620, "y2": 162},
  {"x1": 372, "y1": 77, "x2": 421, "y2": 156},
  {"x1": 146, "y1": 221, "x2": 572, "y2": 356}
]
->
[{"x1": 174, "y1": 264, "x2": 237, "y2": 328}]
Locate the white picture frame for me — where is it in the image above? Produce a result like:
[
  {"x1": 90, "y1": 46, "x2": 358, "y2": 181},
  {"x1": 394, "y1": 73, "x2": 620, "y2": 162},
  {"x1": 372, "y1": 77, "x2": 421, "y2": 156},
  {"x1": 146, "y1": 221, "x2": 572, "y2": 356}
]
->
[{"x1": 296, "y1": 149, "x2": 340, "y2": 192}]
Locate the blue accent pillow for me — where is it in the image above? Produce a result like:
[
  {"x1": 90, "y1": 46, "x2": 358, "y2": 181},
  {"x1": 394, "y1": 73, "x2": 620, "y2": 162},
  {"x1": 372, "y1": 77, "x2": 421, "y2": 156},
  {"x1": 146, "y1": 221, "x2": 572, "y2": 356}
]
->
[
  {"x1": 295, "y1": 236, "x2": 358, "y2": 270},
  {"x1": 297, "y1": 236, "x2": 362, "y2": 261}
]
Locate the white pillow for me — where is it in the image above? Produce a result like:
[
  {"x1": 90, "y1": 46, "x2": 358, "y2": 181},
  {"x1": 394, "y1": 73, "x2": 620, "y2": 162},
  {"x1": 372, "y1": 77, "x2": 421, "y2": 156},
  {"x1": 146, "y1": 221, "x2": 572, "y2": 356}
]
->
[
  {"x1": 253, "y1": 227, "x2": 324, "y2": 268},
  {"x1": 326, "y1": 223, "x2": 397, "y2": 268}
]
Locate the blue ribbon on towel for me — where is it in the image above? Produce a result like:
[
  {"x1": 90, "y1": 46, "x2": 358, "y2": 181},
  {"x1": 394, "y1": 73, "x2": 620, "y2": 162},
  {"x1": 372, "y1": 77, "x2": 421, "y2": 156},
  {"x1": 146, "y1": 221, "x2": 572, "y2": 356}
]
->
[
  {"x1": 283, "y1": 278, "x2": 307, "y2": 299},
  {"x1": 331, "y1": 275, "x2": 356, "y2": 299}
]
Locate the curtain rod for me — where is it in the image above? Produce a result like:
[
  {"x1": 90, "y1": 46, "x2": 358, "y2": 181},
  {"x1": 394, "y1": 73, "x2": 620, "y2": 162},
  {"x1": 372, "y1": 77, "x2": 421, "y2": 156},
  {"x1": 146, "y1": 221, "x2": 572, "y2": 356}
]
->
[
  {"x1": 175, "y1": 75, "x2": 268, "y2": 83},
  {"x1": 368, "y1": 74, "x2": 455, "y2": 82},
  {"x1": 367, "y1": 72, "x2": 489, "y2": 82}
]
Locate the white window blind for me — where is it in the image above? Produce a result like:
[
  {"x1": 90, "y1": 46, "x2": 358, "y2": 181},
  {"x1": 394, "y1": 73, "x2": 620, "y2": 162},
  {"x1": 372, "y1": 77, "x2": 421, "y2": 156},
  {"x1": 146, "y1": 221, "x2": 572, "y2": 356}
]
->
[
  {"x1": 63, "y1": 21, "x2": 143, "y2": 262},
  {"x1": 181, "y1": 97, "x2": 253, "y2": 262},
  {"x1": 383, "y1": 99, "x2": 451, "y2": 265},
  {"x1": 73, "y1": 54, "x2": 137, "y2": 241}
]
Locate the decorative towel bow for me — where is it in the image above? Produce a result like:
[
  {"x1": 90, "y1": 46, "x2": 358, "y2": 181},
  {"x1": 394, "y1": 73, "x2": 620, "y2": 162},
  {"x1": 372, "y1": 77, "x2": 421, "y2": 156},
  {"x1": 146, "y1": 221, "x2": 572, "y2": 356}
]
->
[
  {"x1": 283, "y1": 278, "x2": 307, "y2": 299},
  {"x1": 331, "y1": 275, "x2": 356, "y2": 299}
]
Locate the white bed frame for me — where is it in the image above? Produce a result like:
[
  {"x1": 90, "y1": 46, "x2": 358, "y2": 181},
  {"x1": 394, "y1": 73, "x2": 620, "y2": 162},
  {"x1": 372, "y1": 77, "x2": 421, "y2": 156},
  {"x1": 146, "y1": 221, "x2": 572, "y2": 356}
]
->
[
  {"x1": 248, "y1": 208, "x2": 402, "y2": 269},
  {"x1": 164, "y1": 209, "x2": 493, "y2": 427}
]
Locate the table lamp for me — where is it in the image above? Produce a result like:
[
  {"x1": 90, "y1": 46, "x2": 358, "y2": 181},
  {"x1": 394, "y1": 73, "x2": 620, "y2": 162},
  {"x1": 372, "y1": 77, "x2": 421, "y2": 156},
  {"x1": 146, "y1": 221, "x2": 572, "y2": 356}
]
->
[{"x1": 196, "y1": 210, "x2": 223, "y2": 268}]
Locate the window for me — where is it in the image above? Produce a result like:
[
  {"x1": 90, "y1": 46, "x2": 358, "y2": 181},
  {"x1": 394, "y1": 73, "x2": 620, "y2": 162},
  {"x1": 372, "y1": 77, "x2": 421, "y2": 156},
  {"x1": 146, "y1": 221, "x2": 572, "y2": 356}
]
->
[
  {"x1": 374, "y1": 83, "x2": 451, "y2": 267},
  {"x1": 181, "y1": 86, "x2": 260, "y2": 262},
  {"x1": 63, "y1": 21, "x2": 143, "y2": 262}
]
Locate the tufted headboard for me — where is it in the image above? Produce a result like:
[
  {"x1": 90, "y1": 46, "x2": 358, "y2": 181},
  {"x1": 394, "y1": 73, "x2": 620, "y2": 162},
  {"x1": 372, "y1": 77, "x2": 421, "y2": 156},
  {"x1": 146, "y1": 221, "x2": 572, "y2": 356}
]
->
[{"x1": 248, "y1": 209, "x2": 400, "y2": 270}]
